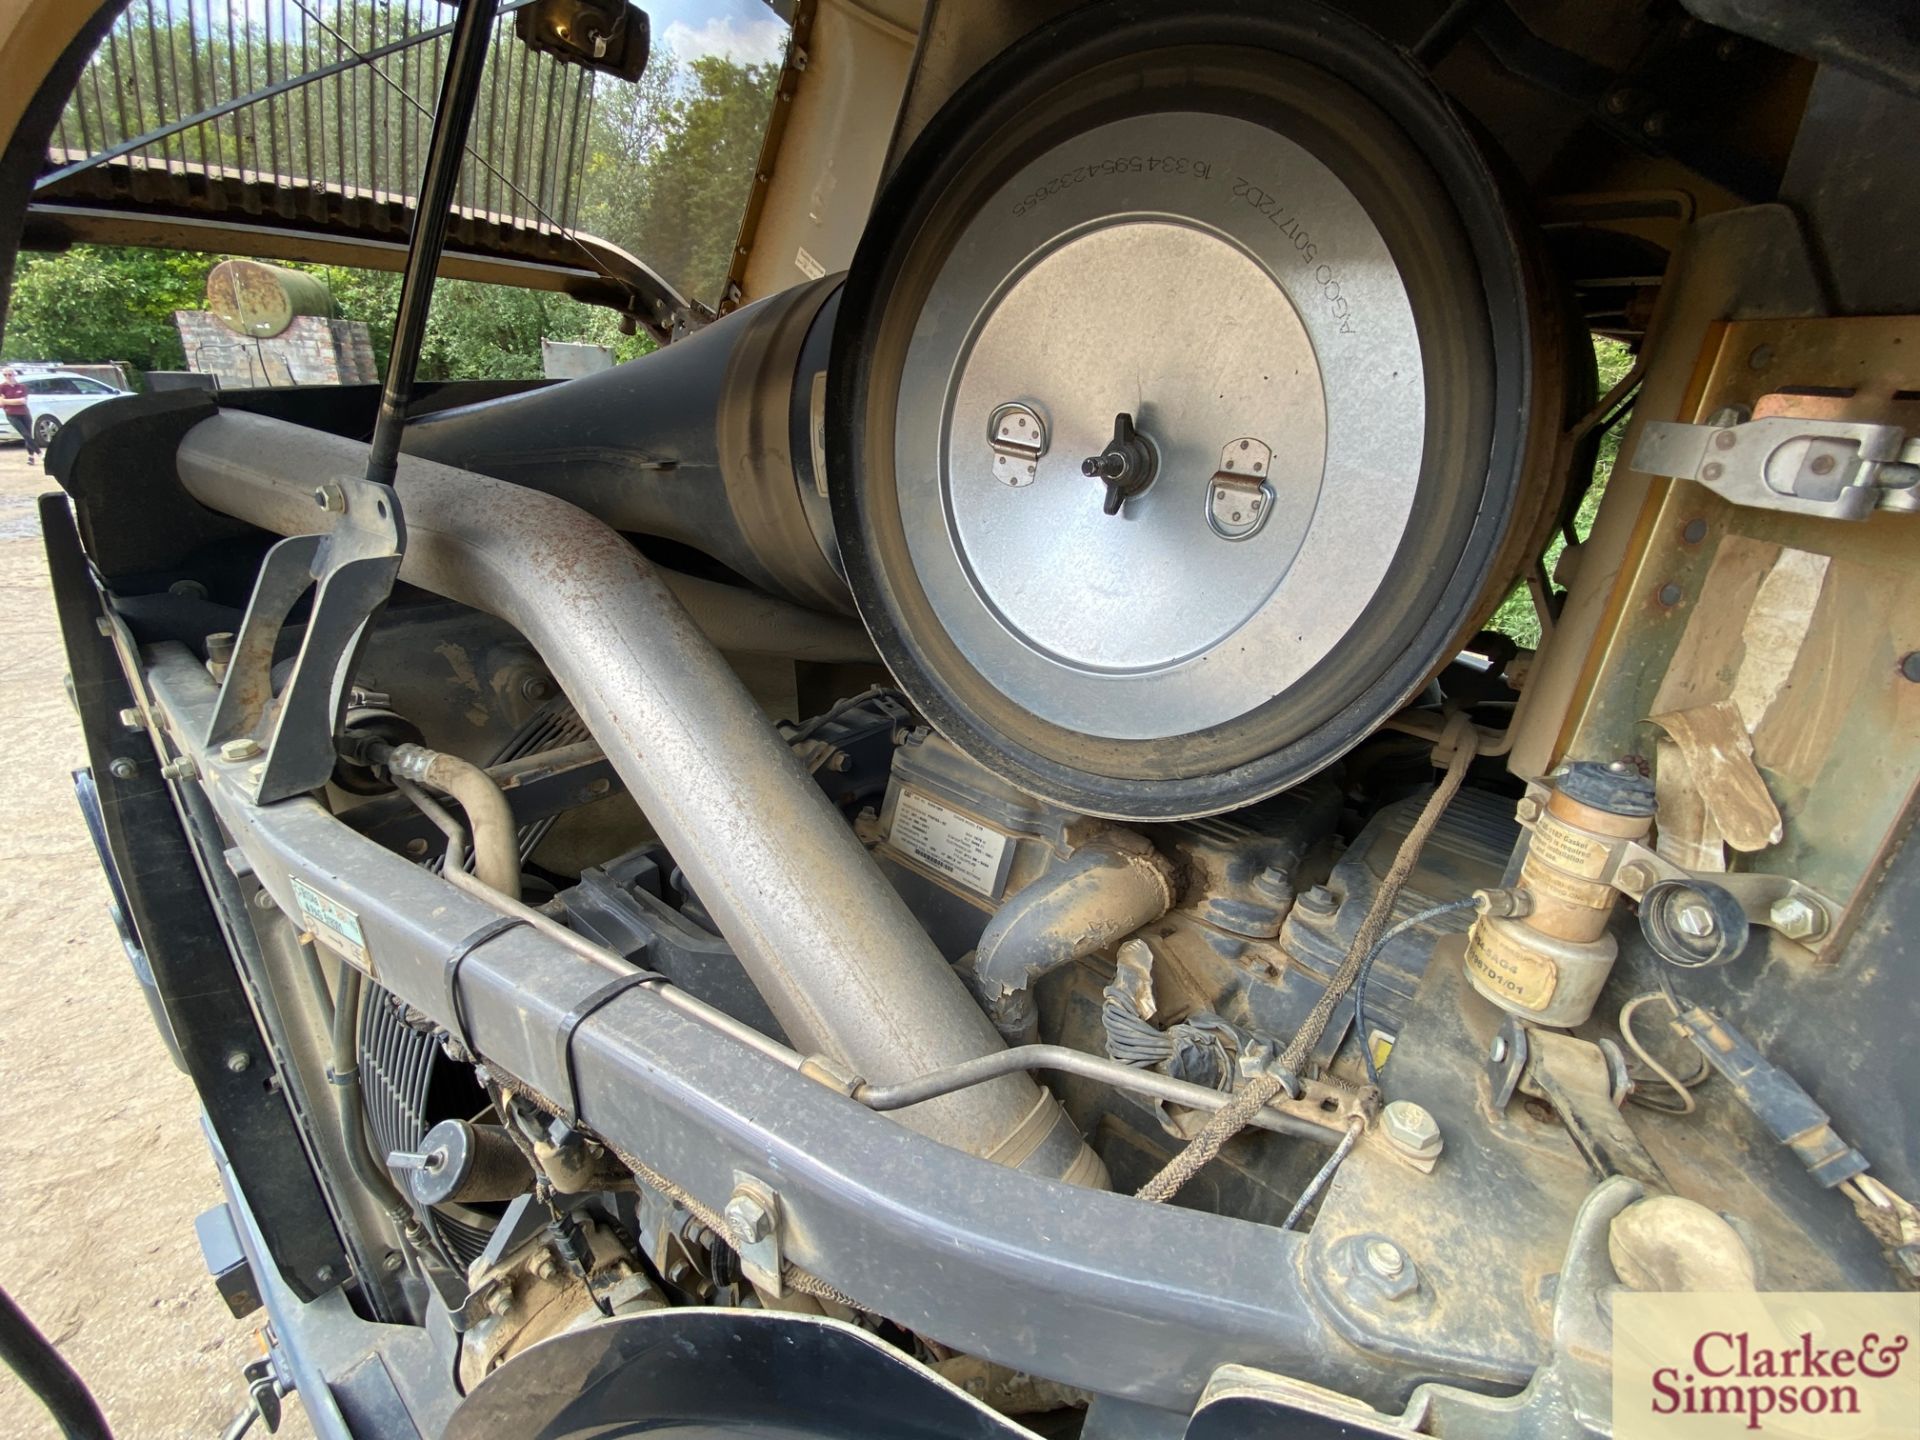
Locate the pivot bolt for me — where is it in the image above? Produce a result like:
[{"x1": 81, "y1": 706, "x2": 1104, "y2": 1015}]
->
[
  {"x1": 1769, "y1": 896, "x2": 1826, "y2": 942},
  {"x1": 1365, "y1": 1240, "x2": 1406, "y2": 1281}
]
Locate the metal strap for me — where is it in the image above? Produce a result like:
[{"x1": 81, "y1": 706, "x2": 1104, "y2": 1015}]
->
[
  {"x1": 557, "y1": 971, "x2": 663, "y2": 1125},
  {"x1": 441, "y1": 915, "x2": 528, "y2": 1055}
]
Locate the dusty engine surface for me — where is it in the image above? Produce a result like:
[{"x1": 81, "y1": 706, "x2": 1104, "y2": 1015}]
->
[{"x1": 18, "y1": 0, "x2": 1920, "y2": 1437}]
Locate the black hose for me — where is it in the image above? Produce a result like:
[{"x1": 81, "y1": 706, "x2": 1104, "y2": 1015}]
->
[{"x1": 0, "y1": 1285, "x2": 112, "y2": 1440}]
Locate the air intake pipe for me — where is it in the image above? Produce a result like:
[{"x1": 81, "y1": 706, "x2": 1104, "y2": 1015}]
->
[
  {"x1": 399, "y1": 277, "x2": 848, "y2": 616},
  {"x1": 175, "y1": 412, "x2": 1103, "y2": 1187}
]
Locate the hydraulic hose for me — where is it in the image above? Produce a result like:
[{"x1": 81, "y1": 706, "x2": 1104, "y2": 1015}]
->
[{"x1": 386, "y1": 743, "x2": 520, "y2": 900}]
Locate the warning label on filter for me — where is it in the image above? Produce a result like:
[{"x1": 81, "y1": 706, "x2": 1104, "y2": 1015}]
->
[
  {"x1": 291, "y1": 876, "x2": 370, "y2": 969},
  {"x1": 889, "y1": 789, "x2": 1011, "y2": 897}
]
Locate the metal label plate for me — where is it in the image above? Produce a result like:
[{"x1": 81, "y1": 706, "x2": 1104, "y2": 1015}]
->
[
  {"x1": 290, "y1": 876, "x2": 370, "y2": 969},
  {"x1": 888, "y1": 789, "x2": 1013, "y2": 898}
]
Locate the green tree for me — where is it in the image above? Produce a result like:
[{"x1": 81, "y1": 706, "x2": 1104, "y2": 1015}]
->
[{"x1": 1, "y1": 246, "x2": 210, "y2": 374}]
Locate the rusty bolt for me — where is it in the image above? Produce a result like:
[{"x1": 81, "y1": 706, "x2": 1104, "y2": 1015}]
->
[
  {"x1": 313, "y1": 484, "x2": 347, "y2": 513},
  {"x1": 220, "y1": 737, "x2": 262, "y2": 762},
  {"x1": 1380, "y1": 1101, "x2": 1443, "y2": 1161},
  {"x1": 1365, "y1": 1240, "x2": 1406, "y2": 1281},
  {"x1": 1769, "y1": 896, "x2": 1826, "y2": 942}
]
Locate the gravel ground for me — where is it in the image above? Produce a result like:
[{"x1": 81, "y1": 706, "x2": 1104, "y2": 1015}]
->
[{"x1": 0, "y1": 440, "x2": 314, "y2": 1438}]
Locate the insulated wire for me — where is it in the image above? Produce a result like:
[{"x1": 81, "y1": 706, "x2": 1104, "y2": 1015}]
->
[{"x1": 1353, "y1": 898, "x2": 1478, "y2": 1086}]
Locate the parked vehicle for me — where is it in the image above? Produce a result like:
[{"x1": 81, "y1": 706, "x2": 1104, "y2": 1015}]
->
[
  {"x1": 2, "y1": 2, "x2": 1917, "y2": 1439},
  {"x1": 5, "y1": 369, "x2": 129, "y2": 448}
]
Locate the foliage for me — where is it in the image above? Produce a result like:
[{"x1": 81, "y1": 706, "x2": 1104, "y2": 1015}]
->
[
  {"x1": 1486, "y1": 337, "x2": 1637, "y2": 649},
  {"x1": 1, "y1": 247, "x2": 207, "y2": 374}
]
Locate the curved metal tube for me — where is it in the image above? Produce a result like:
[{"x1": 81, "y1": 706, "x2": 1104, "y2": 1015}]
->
[
  {"x1": 855, "y1": 1045, "x2": 1337, "y2": 1144},
  {"x1": 387, "y1": 744, "x2": 521, "y2": 900},
  {"x1": 175, "y1": 411, "x2": 1097, "y2": 1179},
  {"x1": 970, "y1": 834, "x2": 1176, "y2": 1038}
]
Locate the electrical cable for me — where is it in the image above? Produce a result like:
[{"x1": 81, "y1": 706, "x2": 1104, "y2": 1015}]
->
[
  {"x1": 1617, "y1": 990, "x2": 1711, "y2": 1114},
  {"x1": 1353, "y1": 898, "x2": 1477, "y2": 1086}
]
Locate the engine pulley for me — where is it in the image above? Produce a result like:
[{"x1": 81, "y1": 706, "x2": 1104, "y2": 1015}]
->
[{"x1": 829, "y1": 3, "x2": 1561, "y2": 820}]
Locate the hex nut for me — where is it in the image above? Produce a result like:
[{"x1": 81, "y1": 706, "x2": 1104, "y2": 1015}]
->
[
  {"x1": 725, "y1": 1191, "x2": 774, "y2": 1246},
  {"x1": 1515, "y1": 796, "x2": 1542, "y2": 824},
  {"x1": 160, "y1": 755, "x2": 199, "y2": 782},
  {"x1": 485, "y1": 1283, "x2": 514, "y2": 1318},
  {"x1": 1769, "y1": 896, "x2": 1826, "y2": 942},
  {"x1": 219, "y1": 737, "x2": 262, "y2": 762},
  {"x1": 1380, "y1": 1100, "x2": 1443, "y2": 1160}
]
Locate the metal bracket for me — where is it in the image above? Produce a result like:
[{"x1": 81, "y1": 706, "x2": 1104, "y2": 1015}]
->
[
  {"x1": 987, "y1": 402, "x2": 1047, "y2": 487},
  {"x1": 1487, "y1": 1017, "x2": 1667, "y2": 1191},
  {"x1": 724, "y1": 1174, "x2": 784, "y2": 1298},
  {"x1": 204, "y1": 476, "x2": 404, "y2": 803},
  {"x1": 1205, "y1": 437, "x2": 1275, "y2": 540},
  {"x1": 1633, "y1": 411, "x2": 1920, "y2": 520},
  {"x1": 1515, "y1": 777, "x2": 1840, "y2": 953}
]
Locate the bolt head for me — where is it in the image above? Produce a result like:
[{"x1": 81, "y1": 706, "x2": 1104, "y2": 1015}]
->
[
  {"x1": 314, "y1": 1266, "x2": 335, "y2": 1285},
  {"x1": 313, "y1": 484, "x2": 347, "y2": 513},
  {"x1": 1380, "y1": 1101, "x2": 1443, "y2": 1158},
  {"x1": 381, "y1": 1251, "x2": 405, "y2": 1274},
  {"x1": 1617, "y1": 861, "x2": 1654, "y2": 893},
  {"x1": 1674, "y1": 901, "x2": 1717, "y2": 938},
  {"x1": 725, "y1": 1192, "x2": 773, "y2": 1245},
  {"x1": 160, "y1": 755, "x2": 198, "y2": 782},
  {"x1": 1515, "y1": 796, "x2": 1543, "y2": 824},
  {"x1": 405, "y1": 837, "x2": 430, "y2": 857},
  {"x1": 485, "y1": 1283, "x2": 514, "y2": 1317},
  {"x1": 108, "y1": 757, "x2": 138, "y2": 779},
  {"x1": 530, "y1": 1252, "x2": 560, "y2": 1283},
  {"x1": 225, "y1": 1050, "x2": 250, "y2": 1073},
  {"x1": 219, "y1": 737, "x2": 262, "y2": 762},
  {"x1": 1769, "y1": 896, "x2": 1826, "y2": 942},
  {"x1": 1489, "y1": 1036, "x2": 1508, "y2": 1064},
  {"x1": 1365, "y1": 1240, "x2": 1406, "y2": 1280},
  {"x1": 118, "y1": 707, "x2": 144, "y2": 731}
]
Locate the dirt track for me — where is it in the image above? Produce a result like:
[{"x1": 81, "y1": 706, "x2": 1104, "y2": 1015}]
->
[{"x1": 0, "y1": 441, "x2": 313, "y2": 1438}]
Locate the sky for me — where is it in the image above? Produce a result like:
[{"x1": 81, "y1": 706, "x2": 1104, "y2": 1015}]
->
[{"x1": 649, "y1": 0, "x2": 789, "y2": 66}]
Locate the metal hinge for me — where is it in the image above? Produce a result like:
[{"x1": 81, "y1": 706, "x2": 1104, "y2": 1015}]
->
[{"x1": 1633, "y1": 408, "x2": 1920, "y2": 520}]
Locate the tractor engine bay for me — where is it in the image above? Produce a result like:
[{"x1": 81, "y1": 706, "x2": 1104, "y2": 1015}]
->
[{"x1": 29, "y1": 1, "x2": 1920, "y2": 1436}]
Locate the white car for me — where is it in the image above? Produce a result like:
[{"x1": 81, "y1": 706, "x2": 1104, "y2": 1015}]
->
[{"x1": 11, "y1": 370, "x2": 129, "y2": 448}]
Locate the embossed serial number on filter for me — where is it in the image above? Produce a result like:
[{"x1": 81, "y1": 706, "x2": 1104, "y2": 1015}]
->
[{"x1": 1011, "y1": 155, "x2": 1214, "y2": 216}]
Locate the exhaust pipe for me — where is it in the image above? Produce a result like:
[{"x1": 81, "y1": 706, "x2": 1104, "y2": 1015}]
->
[{"x1": 175, "y1": 411, "x2": 1102, "y2": 1185}]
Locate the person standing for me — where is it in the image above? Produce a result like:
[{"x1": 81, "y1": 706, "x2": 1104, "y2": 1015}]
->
[{"x1": 1, "y1": 368, "x2": 36, "y2": 465}]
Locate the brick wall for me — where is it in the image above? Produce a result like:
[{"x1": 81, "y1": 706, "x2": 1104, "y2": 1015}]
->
[{"x1": 174, "y1": 310, "x2": 377, "y2": 389}]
